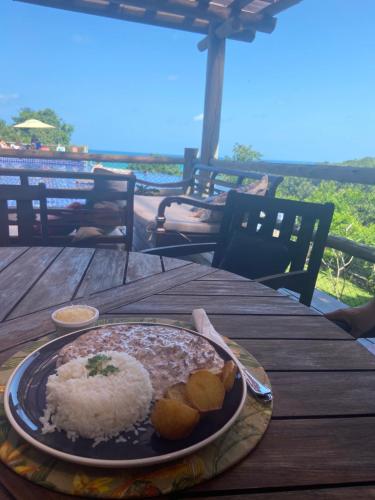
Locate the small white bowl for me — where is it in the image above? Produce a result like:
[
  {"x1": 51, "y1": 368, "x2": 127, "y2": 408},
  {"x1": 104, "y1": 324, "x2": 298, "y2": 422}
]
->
[{"x1": 51, "y1": 305, "x2": 99, "y2": 329}]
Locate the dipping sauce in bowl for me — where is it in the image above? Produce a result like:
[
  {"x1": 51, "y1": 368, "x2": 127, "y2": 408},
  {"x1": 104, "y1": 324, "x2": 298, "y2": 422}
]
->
[{"x1": 52, "y1": 305, "x2": 99, "y2": 329}]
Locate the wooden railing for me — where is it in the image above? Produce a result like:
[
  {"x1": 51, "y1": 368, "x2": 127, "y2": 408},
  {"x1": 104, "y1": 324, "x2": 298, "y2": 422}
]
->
[
  {"x1": 210, "y1": 159, "x2": 375, "y2": 186},
  {"x1": 0, "y1": 148, "x2": 189, "y2": 165}
]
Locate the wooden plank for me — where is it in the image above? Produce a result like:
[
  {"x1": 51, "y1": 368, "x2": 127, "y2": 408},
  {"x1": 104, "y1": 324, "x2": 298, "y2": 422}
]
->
[
  {"x1": 7, "y1": 0, "x2": 210, "y2": 36},
  {"x1": 358, "y1": 338, "x2": 375, "y2": 356},
  {"x1": 126, "y1": 252, "x2": 163, "y2": 283},
  {"x1": 100, "y1": 313, "x2": 352, "y2": 340},
  {"x1": 8, "y1": 247, "x2": 94, "y2": 319},
  {"x1": 185, "y1": 485, "x2": 375, "y2": 499},
  {"x1": 239, "y1": 339, "x2": 375, "y2": 370},
  {"x1": 0, "y1": 247, "x2": 62, "y2": 321},
  {"x1": 197, "y1": 269, "x2": 249, "y2": 280},
  {"x1": 211, "y1": 158, "x2": 375, "y2": 186},
  {"x1": 271, "y1": 371, "x2": 375, "y2": 417},
  {"x1": 192, "y1": 417, "x2": 375, "y2": 491},
  {"x1": 162, "y1": 256, "x2": 190, "y2": 271},
  {"x1": 196, "y1": 314, "x2": 350, "y2": 340},
  {"x1": 0, "y1": 480, "x2": 14, "y2": 500},
  {"x1": 0, "y1": 263, "x2": 217, "y2": 353},
  {"x1": 0, "y1": 247, "x2": 28, "y2": 272},
  {"x1": 160, "y1": 280, "x2": 280, "y2": 296},
  {"x1": 112, "y1": 295, "x2": 318, "y2": 315},
  {"x1": 75, "y1": 249, "x2": 126, "y2": 298}
]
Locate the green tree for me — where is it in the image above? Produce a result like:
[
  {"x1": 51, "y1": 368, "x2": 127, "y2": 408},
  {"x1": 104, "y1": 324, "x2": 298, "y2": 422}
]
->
[
  {"x1": 4, "y1": 108, "x2": 74, "y2": 145},
  {"x1": 230, "y1": 143, "x2": 262, "y2": 162},
  {"x1": 0, "y1": 119, "x2": 20, "y2": 142}
]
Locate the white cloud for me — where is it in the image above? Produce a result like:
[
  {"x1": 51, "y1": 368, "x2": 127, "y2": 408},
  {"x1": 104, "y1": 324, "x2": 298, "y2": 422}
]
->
[
  {"x1": 193, "y1": 113, "x2": 204, "y2": 121},
  {"x1": 71, "y1": 34, "x2": 90, "y2": 44},
  {"x1": 167, "y1": 74, "x2": 179, "y2": 81},
  {"x1": 0, "y1": 93, "x2": 19, "y2": 104}
]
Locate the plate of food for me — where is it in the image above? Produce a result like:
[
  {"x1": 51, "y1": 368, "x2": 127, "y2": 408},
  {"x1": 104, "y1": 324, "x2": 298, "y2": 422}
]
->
[{"x1": 4, "y1": 322, "x2": 246, "y2": 468}]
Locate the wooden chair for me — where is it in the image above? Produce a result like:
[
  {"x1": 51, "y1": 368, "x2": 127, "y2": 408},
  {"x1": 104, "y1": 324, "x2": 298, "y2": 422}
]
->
[
  {"x1": 143, "y1": 190, "x2": 335, "y2": 306},
  {"x1": 0, "y1": 183, "x2": 48, "y2": 246}
]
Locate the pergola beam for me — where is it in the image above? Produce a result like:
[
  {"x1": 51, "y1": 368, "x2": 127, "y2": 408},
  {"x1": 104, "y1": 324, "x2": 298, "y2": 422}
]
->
[
  {"x1": 109, "y1": 0, "x2": 268, "y2": 25},
  {"x1": 197, "y1": 13, "x2": 275, "y2": 51},
  {"x1": 200, "y1": 28, "x2": 226, "y2": 163},
  {"x1": 263, "y1": 0, "x2": 302, "y2": 15},
  {"x1": 198, "y1": 27, "x2": 255, "y2": 51},
  {"x1": 17, "y1": 0, "x2": 210, "y2": 34},
  {"x1": 17, "y1": 0, "x2": 283, "y2": 44}
]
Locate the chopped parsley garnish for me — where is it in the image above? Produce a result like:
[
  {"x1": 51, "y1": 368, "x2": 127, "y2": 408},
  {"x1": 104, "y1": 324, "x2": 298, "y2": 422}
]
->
[{"x1": 85, "y1": 354, "x2": 119, "y2": 377}]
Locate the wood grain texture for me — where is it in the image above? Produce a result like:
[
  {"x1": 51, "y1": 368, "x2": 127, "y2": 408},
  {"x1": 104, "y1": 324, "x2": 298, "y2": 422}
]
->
[
  {"x1": 161, "y1": 255, "x2": 190, "y2": 271},
  {"x1": 271, "y1": 371, "x2": 375, "y2": 417},
  {"x1": 160, "y1": 280, "x2": 280, "y2": 296},
  {"x1": 184, "y1": 486, "x2": 375, "y2": 499},
  {"x1": 0, "y1": 246, "x2": 62, "y2": 321},
  {"x1": 113, "y1": 295, "x2": 318, "y2": 315},
  {"x1": 0, "y1": 262, "x2": 216, "y2": 353},
  {"x1": 193, "y1": 417, "x2": 375, "y2": 491},
  {"x1": 75, "y1": 249, "x2": 126, "y2": 298},
  {"x1": 100, "y1": 313, "x2": 351, "y2": 340},
  {"x1": 240, "y1": 339, "x2": 375, "y2": 370},
  {"x1": 8, "y1": 247, "x2": 94, "y2": 319},
  {"x1": 0, "y1": 247, "x2": 28, "y2": 272},
  {"x1": 125, "y1": 251, "x2": 163, "y2": 283},
  {"x1": 0, "y1": 480, "x2": 14, "y2": 500},
  {"x1": 197, "y1": 269, "x2": 249, "y2": 280}
]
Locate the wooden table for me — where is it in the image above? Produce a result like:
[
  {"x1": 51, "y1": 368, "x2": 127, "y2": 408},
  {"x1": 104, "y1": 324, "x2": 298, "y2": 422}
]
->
[{"x1": 1, "y1": 246, "x2": 375, "y2": 499}]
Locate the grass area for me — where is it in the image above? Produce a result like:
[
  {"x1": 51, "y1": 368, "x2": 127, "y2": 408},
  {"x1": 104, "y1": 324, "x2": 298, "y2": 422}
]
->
[{"x1": 316, "y1": 270, "x2": 372, "y2": 307}]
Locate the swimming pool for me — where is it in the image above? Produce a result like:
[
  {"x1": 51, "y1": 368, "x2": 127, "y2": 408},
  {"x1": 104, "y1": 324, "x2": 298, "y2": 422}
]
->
[{"x1": 0, "y1": 157, "x2": 181, "y2": 207}]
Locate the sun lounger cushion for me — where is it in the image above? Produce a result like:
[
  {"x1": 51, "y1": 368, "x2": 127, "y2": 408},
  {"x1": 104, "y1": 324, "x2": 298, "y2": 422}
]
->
[
  {"x1": 192, "y1": 175, "x2": 269, "y2": 222},
  {"x1": 134, "y1": 195, "x2": 221, "y2": 235}
]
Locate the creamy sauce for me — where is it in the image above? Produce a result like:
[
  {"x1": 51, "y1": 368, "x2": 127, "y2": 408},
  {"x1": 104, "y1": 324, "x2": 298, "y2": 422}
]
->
[
  {"x1": 54, "y1": 307, "x2": 95, "y2": 323},
  {"x1": 57, "y1": 324, "x2": 224, "y2": 398}
]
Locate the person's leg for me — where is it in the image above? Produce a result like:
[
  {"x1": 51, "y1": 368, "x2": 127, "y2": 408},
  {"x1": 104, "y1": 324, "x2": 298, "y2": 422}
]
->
[{"x1": 325, "y1": 298, "x2": 375, "y2": 338}]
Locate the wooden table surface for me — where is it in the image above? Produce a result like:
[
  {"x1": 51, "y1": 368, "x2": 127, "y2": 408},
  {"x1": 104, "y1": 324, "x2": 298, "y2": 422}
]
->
[{"x1": 1, "y1": 246, "x2": 375, "y2": 500}]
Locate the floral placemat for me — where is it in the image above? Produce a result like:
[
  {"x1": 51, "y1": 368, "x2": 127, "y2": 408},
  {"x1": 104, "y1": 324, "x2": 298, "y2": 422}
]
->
[{"x1": 0, "y1": 318, "x2": 272, "y2": 498}]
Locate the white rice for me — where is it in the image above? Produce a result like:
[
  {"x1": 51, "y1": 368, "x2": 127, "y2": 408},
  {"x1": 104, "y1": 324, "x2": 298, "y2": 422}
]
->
[{"x1": 40, "y1": 351, "x2": 153, "y2": 444}]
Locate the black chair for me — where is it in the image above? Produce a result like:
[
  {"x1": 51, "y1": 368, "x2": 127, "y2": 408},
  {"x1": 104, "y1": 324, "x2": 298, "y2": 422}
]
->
[
  {"x1": 0, "y1": 183, "x2": 48, "y2": 246},
  {"x1": 143, "y1": 190, "x2": 335, "y2": 306},
  {"x1": 0, "y1": 169, "x2": 136, "y2": 250}
]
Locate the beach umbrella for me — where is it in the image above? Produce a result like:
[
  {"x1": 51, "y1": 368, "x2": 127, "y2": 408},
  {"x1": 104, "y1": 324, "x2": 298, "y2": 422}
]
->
[{"x1": 13, "y1": 118, "x2": 55, "y2": 129}]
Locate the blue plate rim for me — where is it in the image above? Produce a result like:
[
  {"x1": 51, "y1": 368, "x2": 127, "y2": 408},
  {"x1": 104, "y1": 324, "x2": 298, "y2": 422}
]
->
[{"x1": 4, "y1": 322, "x2": 247, "y2": 468}]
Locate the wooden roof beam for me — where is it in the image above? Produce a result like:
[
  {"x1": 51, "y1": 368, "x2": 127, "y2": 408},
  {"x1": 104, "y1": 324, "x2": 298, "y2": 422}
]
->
[
  {"x1": 16, "y1": 0, "x2": 209, "y2": 34},
  {"x1": 198, "y1": 25, "x2": 255, "y2": 51},
  {"x1": 262, "y1": 0, "x2": 302, "y2": 15},
  {"x1": 197, "y1": 10, "x2": 274, "y2": 52},
  {"x1": 109, "y1": 0, "x2": 266, "y2": 24},
  {"x1": 227, "y1": 0, "x2": 254, "y2": 12}
]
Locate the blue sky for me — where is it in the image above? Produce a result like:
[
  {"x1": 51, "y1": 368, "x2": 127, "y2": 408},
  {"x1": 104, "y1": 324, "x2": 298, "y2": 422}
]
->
[{"x1": 2, "y1": 0, "x2": 375, "y2": 161}]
